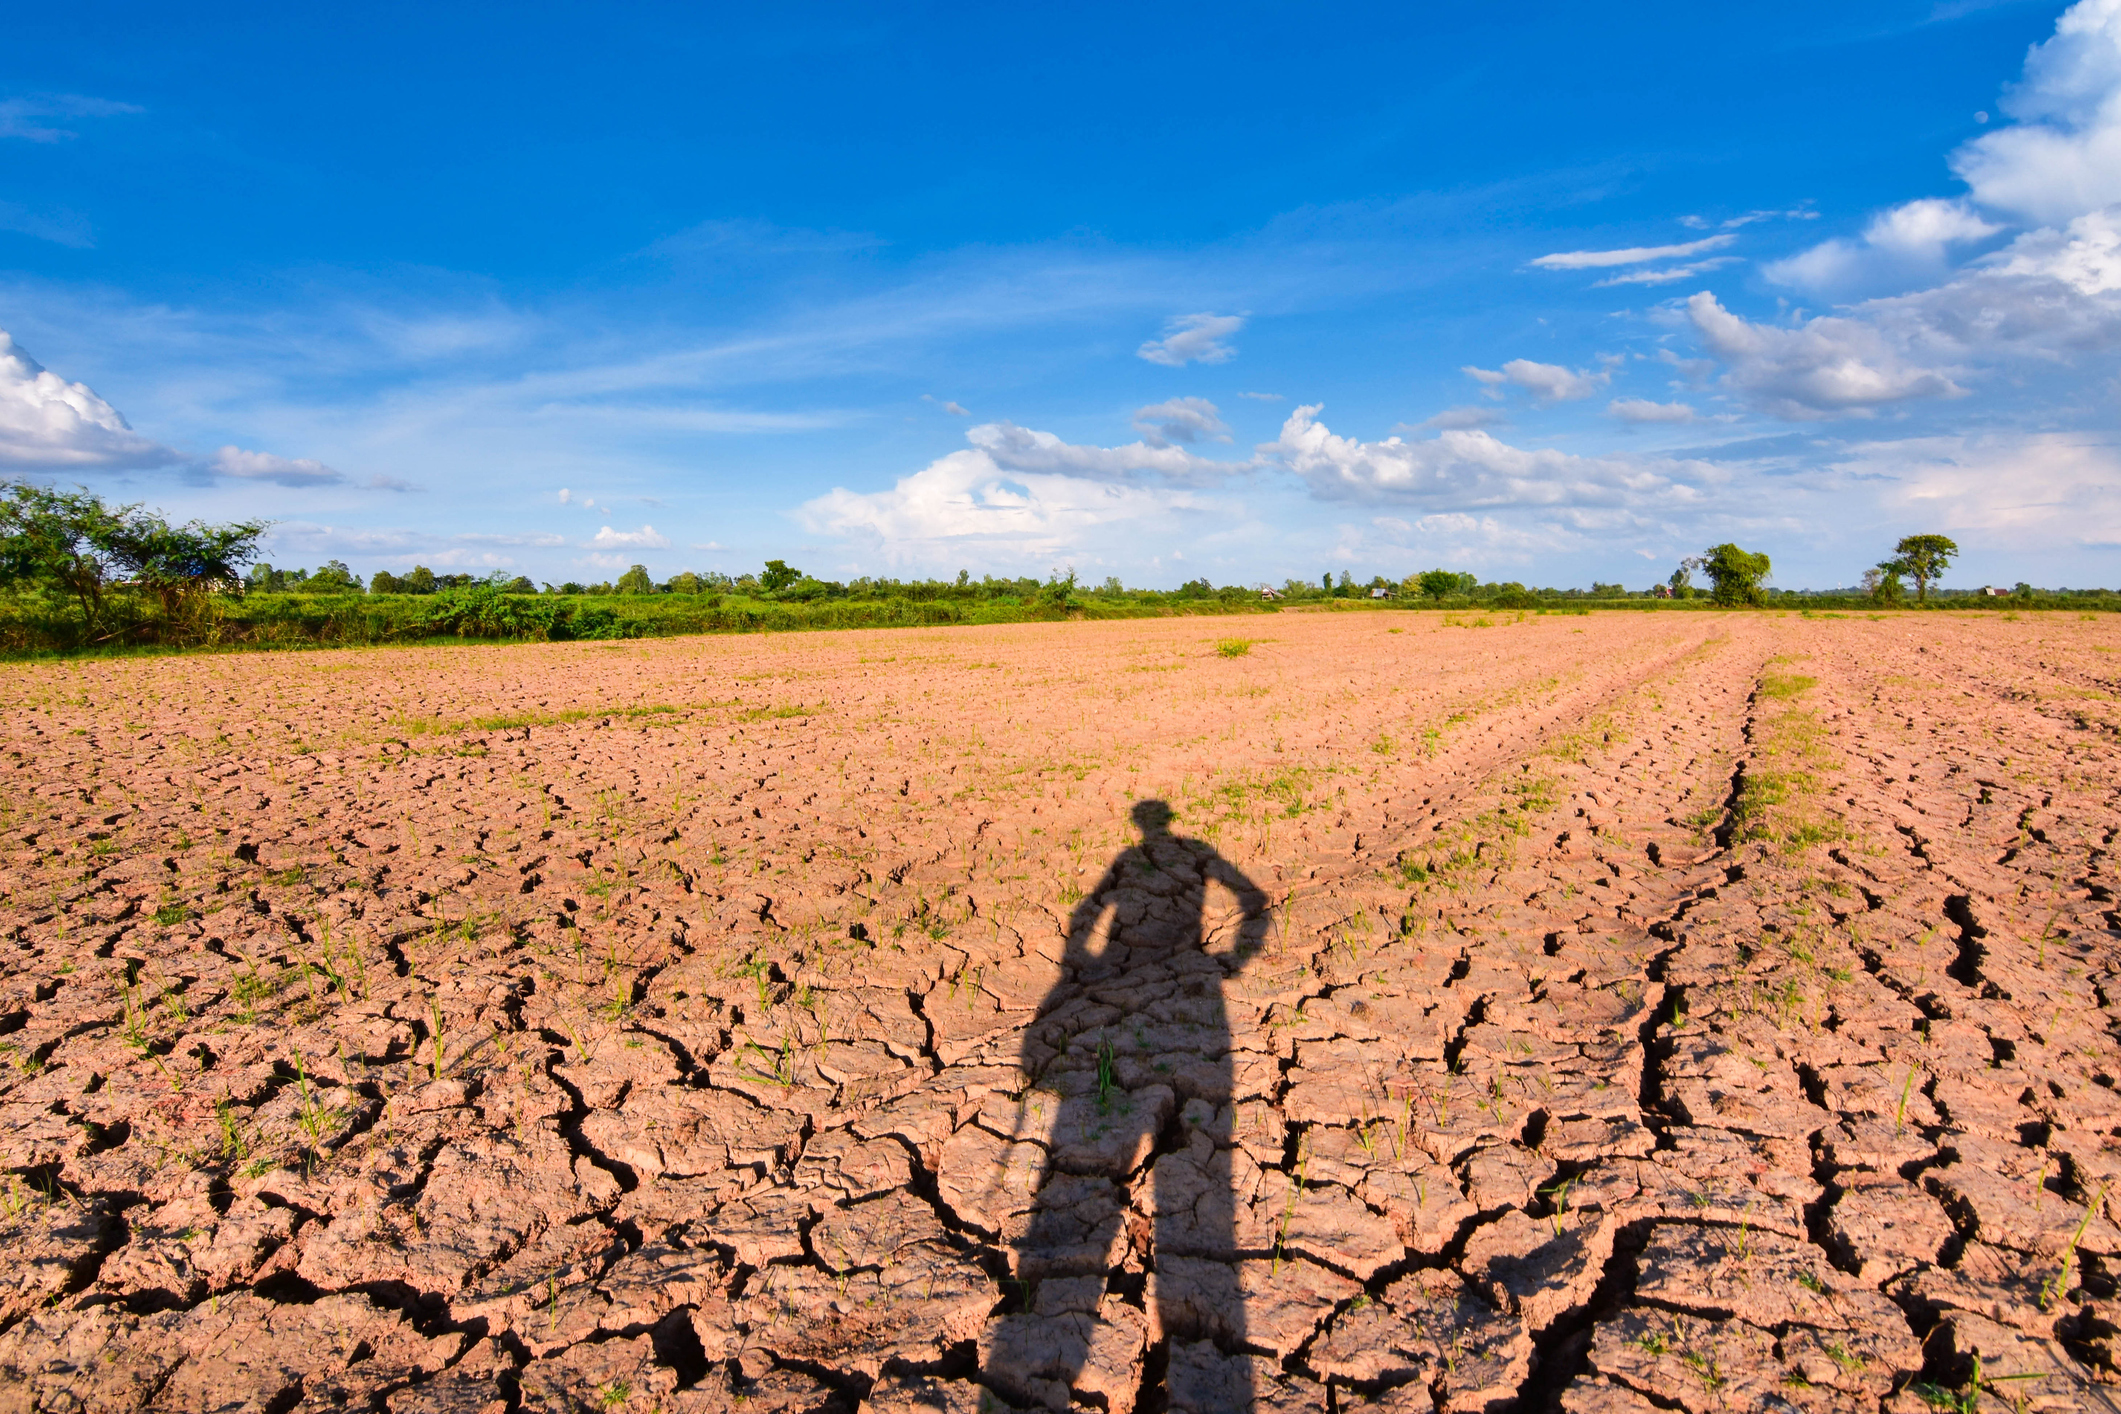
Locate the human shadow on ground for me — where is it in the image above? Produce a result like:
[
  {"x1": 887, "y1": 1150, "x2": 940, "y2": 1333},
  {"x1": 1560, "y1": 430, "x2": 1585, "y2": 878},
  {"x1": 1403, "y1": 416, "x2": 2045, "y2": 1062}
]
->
[{"x1": 983, "y1": 799, "x2": 1272, "y2": 1412}]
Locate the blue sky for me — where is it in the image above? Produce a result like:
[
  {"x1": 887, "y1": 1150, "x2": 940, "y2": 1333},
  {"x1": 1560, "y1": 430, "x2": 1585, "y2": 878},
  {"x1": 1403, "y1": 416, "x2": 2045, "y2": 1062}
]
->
[{"x1": 3, "y1": 1, "x2": 2117, "y2": 590}]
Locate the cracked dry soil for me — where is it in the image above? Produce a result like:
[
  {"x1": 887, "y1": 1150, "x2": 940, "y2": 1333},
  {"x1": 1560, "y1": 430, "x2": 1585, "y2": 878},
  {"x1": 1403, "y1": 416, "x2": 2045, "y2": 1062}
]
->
[{"x1": 1, "y1": 609, "x2": 2118, "y2": 1413}]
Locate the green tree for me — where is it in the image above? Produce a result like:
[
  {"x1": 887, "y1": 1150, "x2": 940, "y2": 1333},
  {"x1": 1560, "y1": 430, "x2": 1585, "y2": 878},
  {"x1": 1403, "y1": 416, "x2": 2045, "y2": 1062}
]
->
[
  {"x1": 1892, "y1": 534, "x2": 1958, "y2": 603},
  {"x1": 370, "y1": 570, "x2": 403, "y2": 594},
  {"x1": 402, "y1": 565, "x2": 438, "y2": 595},
  {"x1": 1416, "y1": 569, "x2": 1459, "y2": 600},
  {"x1": 310, "y1": 560, "x2": 361, "y2": 592},
  {"x1": 761, "y1": 558, "x2": 801, "y2": 592},
  {"x1": 109, "y1": 513, "x2": 267, "y2": 620},
  {"x1": 0, "y1": 482, "x2": 264, "y2": 636},
  {"x1": 616, "y1": 563, "x2": 655, "y2": 594},
  {"x1": 1700, "y1": 543, "x2": 1771, "y2": 606},
  {"x1": 1865, "y1": 561, "x2": 1905, "y2": 605},
  {"x1": 667, "y1": 570, "x2": 702, "y2": 594},
  {"x1": 0, "y1": 481, "x2": 129, "y2": 632}
]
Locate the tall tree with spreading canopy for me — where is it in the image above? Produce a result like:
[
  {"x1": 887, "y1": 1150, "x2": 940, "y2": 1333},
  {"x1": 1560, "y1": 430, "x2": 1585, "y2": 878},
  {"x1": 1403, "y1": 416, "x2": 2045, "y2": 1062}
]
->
[
  {"x1": 1892, "y1": 534, "x2": 1958, "y2": 603},
  {"x1": 1700, "y1": 543, "x2": 1771, "y2": 607},
  {"x1": 109, "y1": 513, "x2": 268, "y2": 621},
  {"x1": 0, "y1": 481, "x2": 266, "y2": 640},
  {"x1": 1415, "y1": 569, "x2": 1460, "y2": 600},
  {"x1": 0, "y1": 482, "x2": 126, "y2": 632}
]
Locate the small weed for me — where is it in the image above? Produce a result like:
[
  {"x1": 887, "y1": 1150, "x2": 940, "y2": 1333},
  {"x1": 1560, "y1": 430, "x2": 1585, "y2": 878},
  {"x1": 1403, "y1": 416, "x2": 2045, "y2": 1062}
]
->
[
  {"x1": 428, "y1": 995, "x2": 447, "y2": 1081},
  {"x1": 1895, "y1": 1064, "x2": 1923, "y2": 1135},
  {"x1": 2039, "y1": 1181, "x2": 2107, "y2": 1310},
  {"x1": 215, "y1": 1101, "x2": 247, "y2": 1161},
  {"x1": 738, "y1": 703, "x2": 819, "y2": 722},
  {"x1": 1681, "y1": 1347, "x2": 1725, "y2": 1392},
  {"x1": 1215, "y1": 638, "x2": 1255, "y2": 658}
]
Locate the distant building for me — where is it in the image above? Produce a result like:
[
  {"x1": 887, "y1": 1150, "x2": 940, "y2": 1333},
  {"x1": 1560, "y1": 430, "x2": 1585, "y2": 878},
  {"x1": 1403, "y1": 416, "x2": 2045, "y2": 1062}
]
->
[
  {"x1": 1260, "y1": 586, "x2": 1282, "y2": 600},
  {"x1": 1652, "y1": 584, "x2": 1673, "y2": 599},
  {"x1": 1981, "y1": 586, "x2": 2009, "y2": 596},
  {"x1": 1370, "y1": 587, "x2": 1388, "y2": 598}
]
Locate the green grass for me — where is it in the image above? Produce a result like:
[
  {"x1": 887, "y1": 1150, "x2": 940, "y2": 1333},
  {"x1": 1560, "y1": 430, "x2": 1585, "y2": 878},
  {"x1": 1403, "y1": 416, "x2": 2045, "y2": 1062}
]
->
[
  {"x1": 1215, "y1": 637, "x2": 1256, "y2": 657},
  {"x1": 0, "y1": 585, "x2": 1279, "y2": 658}
]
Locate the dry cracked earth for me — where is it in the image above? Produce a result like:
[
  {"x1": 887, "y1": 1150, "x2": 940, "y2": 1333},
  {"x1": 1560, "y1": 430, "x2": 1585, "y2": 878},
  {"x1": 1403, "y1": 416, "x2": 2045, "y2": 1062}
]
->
[{"x1": 1, "y1": 609, "x2": 2119, "y2": 1414}]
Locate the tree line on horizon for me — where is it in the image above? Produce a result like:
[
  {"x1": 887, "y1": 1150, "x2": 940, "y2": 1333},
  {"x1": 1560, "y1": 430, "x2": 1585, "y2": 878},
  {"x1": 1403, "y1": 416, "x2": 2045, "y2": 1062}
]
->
[{"x1": 0, "y1": 481, "x2": 2110, "y2": 653}]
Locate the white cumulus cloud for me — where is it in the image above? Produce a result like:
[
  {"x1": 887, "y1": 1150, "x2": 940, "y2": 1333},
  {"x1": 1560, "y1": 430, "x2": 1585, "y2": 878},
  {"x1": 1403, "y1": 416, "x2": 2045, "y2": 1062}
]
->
[
  {"x1": 1834, "y1": 432, "x2": 2121, "y2": 549},
  {"x1": 590, "y1": 524, "x2": 671, "y2": 549},
  {"x1": 1136, "y1": 312, "x2": 1243, "y2": 366},
  {"x1": 1130, "y1": 397, "x2": 1232, "y2": 448},
  {"x1": 1262, "y1": 404, "x2": 1712, "y2": 509},
  {"x1": 965, "y1": 419, "x2": 1235, "y2": 486},
  {"x1": 1684, "y1": 292, "x2": 1963, "y2": 419},
  {"x1": 0, "y1": 329, "x2": 174, "y2": 470},
  {"x1": 1608, "y1": 399, "x2": 1698, "y2": 424},
  {"x1": 1951, "y1": 0, "x2": 2121, "y2": 225},
  {"x1": 1767, "y1": 198, "x2": 2003, "y2": 294},
  {"x1": 799, "y1": 443, "x2": 1213, "y2": 566},
  {"x1": 1736, "y1": 4, "x2": 2121, "y2": 390},
  {"x1": 1462, "y1": 359, "x2": 1611, "y2": 403},
  {"x1": 1853, "y1": 207, "x2": 2121, "y2": 357}
]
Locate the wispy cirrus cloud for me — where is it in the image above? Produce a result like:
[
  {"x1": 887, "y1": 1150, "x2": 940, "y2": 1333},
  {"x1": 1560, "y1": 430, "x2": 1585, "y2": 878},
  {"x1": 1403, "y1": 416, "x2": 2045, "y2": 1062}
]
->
[
  {"x1": 0, "y1": 94, "x2": 142, "y2": 143},
  {"x1": 0, "y1": 201, "x2": 95, "y2": 249},
  {"x1": 1530, "y1": 234, "x2": 1736, "y2": 270},
  {"x1": 202, "y1": 445, "x2": 419, "y2": 491},
  {"x1": 1593, "y1": 256, "x2": 1742, "y2": 287}
]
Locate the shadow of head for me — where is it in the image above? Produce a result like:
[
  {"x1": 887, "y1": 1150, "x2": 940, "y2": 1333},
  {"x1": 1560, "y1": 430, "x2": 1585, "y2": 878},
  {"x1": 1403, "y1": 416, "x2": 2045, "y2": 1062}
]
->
[{"x1": 1131, "y1": 798, "x2": 1174, "y2": 839}]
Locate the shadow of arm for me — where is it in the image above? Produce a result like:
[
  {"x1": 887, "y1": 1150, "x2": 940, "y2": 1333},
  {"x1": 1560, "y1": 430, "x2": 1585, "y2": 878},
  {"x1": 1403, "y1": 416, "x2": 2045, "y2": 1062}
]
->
[
  {"x1": 1204, "y1": 853, "x2": 1274, "y2": 971},
  {"x1": 1063, "y1": 856, "x2": 1127, "y2": 958}
]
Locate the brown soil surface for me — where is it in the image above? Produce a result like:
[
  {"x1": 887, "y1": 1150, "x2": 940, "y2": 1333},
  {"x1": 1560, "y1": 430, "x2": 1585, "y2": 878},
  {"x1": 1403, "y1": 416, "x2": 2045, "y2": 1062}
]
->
[{"x1": 2, "y1": 608, "x2": 2119, "y2": 1412}]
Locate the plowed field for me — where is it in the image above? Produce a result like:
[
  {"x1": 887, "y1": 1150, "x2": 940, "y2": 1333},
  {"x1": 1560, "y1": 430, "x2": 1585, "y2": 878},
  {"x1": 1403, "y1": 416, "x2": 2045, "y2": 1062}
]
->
[{"x1": 2, "y1": 609, "x2": 2118, "y2": 1412}]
